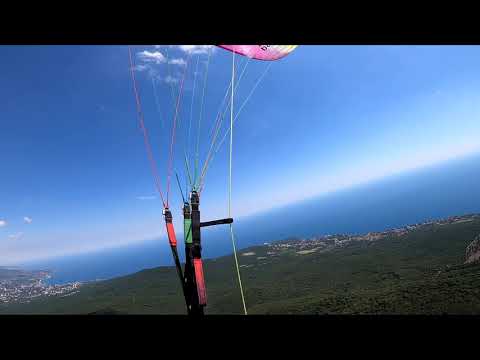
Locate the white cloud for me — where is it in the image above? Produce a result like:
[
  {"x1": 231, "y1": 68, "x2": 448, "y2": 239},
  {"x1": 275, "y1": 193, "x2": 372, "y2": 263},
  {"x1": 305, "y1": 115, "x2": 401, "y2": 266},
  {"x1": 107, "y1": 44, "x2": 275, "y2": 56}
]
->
[
  {"x1": 169, "y1": 58, "x2": 187, "y2": 66},
  {"x1": 134, "y1": 64, "x2": 149, "y2": 72},
  {"x1": 134, "y1": 63, "x2": 160, "y2": 81},
  {"x1": 176, "y1": 45, "x2": 214, "y2": 55},
  {"x1": 8, "y1": 232, "x2": 24, "y2": 241},
  {"x1": 136, "y1": 195, "x2": 157, "y2": 200},
  {"x1": 0, "y1": 220, "x2": 6, "y2": 227},
  {"x1": 137, "y1": 50, "x2": 166, "y2": 64},
  {"x1": 164, "y1": 75, "x2": 179, "y2": 84},
  {"x1": 23, "y1": 216, "x2": 32, "y2": 224}
]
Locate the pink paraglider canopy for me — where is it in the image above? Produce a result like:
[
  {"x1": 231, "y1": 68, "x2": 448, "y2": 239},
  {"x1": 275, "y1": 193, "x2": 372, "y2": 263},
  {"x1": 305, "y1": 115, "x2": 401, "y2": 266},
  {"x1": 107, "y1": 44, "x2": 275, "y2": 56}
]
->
[{"x1": 218, "y1": 45, "x2": 297, "y2": 61}]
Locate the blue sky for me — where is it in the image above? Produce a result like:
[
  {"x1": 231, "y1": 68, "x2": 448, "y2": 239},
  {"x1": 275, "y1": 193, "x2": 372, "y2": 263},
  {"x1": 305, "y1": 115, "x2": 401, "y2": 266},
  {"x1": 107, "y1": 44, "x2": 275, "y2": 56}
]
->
[{"x1": 1, "y1": 45, "x2": 480, "y2": 264}]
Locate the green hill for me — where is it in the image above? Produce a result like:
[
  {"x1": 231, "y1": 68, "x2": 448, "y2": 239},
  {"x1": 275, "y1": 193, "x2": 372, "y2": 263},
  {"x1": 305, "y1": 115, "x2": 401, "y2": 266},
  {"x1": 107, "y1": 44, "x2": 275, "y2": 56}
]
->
[{"x1": 2, "y1": 215, "x2": 480, "y2": 314}]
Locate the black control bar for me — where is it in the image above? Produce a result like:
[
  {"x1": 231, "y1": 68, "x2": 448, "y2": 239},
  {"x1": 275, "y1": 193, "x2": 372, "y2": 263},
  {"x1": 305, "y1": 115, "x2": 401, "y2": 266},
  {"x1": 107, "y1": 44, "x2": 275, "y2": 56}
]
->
[{"x1": 200, "y1": 218, "x2": 234, "y2": 228}]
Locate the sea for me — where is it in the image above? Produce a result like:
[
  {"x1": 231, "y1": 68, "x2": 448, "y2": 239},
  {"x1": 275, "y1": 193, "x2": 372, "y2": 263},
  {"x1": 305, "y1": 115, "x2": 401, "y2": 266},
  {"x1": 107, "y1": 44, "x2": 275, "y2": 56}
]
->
[{"x1": 21, "y1": 153, "x2": 480, "y2": 285}]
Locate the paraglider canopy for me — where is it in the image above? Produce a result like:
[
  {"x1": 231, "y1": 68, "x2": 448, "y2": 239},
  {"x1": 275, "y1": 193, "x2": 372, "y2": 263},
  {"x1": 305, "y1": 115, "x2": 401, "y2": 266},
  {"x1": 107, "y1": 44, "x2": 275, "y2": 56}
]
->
[{"x1": 218, "y1": 45, "x2": 298, "y2": 61}]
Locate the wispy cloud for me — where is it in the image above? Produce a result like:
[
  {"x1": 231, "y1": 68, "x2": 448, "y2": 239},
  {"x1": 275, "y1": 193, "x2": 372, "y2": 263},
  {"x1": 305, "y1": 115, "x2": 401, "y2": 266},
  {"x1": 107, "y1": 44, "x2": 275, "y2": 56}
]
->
[
  {"x1": 0, "y1": 220, "x2": 6, "y2": 227},
  {"x1": 134, "y1": 64, "x2": 160, "y2": 81},
  {"x1": 164, "y1": 75, "x2": 179, "y2": 84},
  {"x1": 134, "y1": 47, "x2": 201, "y2": 83},
  {"x1": 134, "y1": 50, "x2": 166, "y2": 80},
  {"x1": 137, "y1": 50, "x2": 166, "y2": 64},
  {"x1": 176, "y1": 45, "x2": 215, "y2": 55},
  {"x1": 23, "y1": 216, "x2": 32, "y2": 224},
  {"x1": 134, "y1": 64, "x2": 149, "y2": 72},
  {"x1": 169, "y1": 58, "x2": 187, "y2": 66},
  {"x1": 136, "y1": 195, "x2": 157, "y2": 200},
  {"x1": 8, "y1": 232, "x2": 24, "y2": 241},
  {"x1": 155, "y1": 45, "x2": 214, "y2": 54}
]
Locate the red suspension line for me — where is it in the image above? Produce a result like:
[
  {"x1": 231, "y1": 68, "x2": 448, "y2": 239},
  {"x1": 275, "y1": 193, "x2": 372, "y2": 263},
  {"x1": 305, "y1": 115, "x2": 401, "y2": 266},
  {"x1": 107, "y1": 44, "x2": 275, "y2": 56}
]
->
[{"x1": 128, "y1": 46, "x2": 167, "y2": 208}]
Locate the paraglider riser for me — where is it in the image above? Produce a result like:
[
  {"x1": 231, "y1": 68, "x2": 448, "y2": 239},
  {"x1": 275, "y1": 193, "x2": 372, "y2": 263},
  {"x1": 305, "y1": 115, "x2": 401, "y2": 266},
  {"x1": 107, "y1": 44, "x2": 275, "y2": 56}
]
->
[{"x1": 182, "y1": 191, "x2": 233, "y2": 316}]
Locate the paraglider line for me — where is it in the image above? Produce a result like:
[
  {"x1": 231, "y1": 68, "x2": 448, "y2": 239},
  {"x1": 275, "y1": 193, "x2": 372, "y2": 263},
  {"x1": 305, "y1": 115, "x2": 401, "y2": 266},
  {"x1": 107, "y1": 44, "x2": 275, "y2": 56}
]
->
[
  {"x1": 166, "y1": 53, "x2": 191, "y2": 208},
  {"x1": 175, "y1": 171, "x2": 186, "y2": 204},
  {"x1": 128, "y1": 46, "x2": 167, "y2": 208},
  {"x1": 194, "y1": 47, "x2": 213, "y2": 190},
  {"x1": 229, "y1": 50, "x2": 248, "y2": 316},
  {"x1": 185, "y1": 55, "x2": 200, "y2": 192},
  {"x1": 199, "y1": 63, "x2": 272, "y2": 193},
  {"x1": 198, "y1": 57, "x2": 252, "y2": 192},
  {"x1": 199, "y1": 62, "x2": 272, "y2": 193}
]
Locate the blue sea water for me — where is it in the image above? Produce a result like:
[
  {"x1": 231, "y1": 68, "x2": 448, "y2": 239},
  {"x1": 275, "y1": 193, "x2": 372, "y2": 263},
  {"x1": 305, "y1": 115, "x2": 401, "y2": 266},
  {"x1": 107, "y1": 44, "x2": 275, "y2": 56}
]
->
[{"x1": 23, "y1": 153, "x2": 480, "y2": 285}]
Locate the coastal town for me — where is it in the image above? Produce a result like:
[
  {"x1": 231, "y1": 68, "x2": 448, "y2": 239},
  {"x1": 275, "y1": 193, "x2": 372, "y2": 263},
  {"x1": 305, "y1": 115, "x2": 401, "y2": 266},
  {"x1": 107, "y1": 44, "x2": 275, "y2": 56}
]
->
[
  {"x1": 259, "y1": 213, "x2": 480, "y2": 256},
  {"x1": 0, "y1": 268, "x2": 81, "y2": 304}
]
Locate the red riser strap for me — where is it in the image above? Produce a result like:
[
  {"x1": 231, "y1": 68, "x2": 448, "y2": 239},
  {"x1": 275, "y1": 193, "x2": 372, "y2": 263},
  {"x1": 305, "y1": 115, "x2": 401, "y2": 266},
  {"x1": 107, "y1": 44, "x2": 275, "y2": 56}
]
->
[
  {"x1": 194, "y1": 258, "x2": 207, "y2": 306},
  {"x1": 166, "y1": 222, "x2": 177, "y2": 247}
]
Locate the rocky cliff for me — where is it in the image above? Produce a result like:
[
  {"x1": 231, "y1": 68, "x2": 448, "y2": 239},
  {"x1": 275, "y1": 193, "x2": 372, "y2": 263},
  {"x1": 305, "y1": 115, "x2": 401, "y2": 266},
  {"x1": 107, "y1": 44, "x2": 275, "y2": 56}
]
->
[{"x1": 465, "y1": 235, "x2": 480, "y2": 264}]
